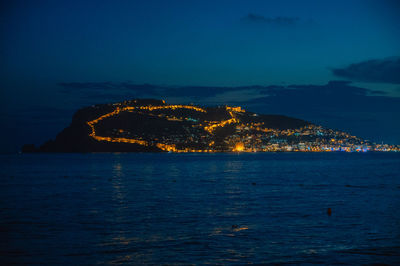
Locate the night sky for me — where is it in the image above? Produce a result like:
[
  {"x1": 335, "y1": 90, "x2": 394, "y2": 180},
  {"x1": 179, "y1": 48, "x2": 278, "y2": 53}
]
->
[{"x1": 1, "y1": 0, "x2": 399, "y2": 152}]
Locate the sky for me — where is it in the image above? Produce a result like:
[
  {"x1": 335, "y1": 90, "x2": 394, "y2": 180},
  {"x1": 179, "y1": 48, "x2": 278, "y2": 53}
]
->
[{"x1": 0, "y1": 0, "x2": 399, "y2": 152}]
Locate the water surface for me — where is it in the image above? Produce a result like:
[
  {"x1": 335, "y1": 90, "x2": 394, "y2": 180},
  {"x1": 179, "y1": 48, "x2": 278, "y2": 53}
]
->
[{"x1": 1, "y1": 153, "x2": 400, "y2": 264}]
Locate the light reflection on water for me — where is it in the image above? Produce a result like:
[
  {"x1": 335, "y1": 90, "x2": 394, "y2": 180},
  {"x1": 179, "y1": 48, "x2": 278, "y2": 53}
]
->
[{"x1": 0, "y1": 153, "x2": 400, "y2": 265}]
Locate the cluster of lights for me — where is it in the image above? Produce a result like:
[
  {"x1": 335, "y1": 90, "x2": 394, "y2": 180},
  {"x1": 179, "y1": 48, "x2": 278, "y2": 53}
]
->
[
  {"x1": 225, "y1": 106, "x2": 245, "y2": 113},
  {"x1": 203, "y1": 117, "x2": 239, "y2": 133},
  {"x1": 203, "y1": 108, "x2": 244, "y2": 133},
  {"x1": 136, "y1": 105, "x2": 206, "y2": 113}
]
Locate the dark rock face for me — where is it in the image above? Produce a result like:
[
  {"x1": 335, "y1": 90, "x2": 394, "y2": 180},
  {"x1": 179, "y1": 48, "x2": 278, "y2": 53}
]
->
[
  {"x1": 38, "y1": 123, "x2": 160, "y2": 152},
  {"x1": 23, "y1": 99, "x2": 310, "y2": 153}
]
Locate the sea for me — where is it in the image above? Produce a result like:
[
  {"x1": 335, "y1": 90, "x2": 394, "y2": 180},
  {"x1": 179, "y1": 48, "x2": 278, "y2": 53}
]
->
[{"x1": 1, "y1": 152, "x2": 400, "y2": 265}]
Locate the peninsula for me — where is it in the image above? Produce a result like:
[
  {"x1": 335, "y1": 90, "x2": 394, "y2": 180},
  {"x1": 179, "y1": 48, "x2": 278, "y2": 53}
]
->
[{"x1": 22, "y1": 99, "x2": 399, "y2": 153}]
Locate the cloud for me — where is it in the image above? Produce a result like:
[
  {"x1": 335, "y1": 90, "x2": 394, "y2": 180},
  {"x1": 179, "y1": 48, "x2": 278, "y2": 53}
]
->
[
  {"x1": 241, "y1": 13, "x2": 300, "y2": 26},
  {"x1": 59, "y1": 81, "x2": 392, "y2": 104},
  {"x1": 58, "y1": 82, "x2": 261, "y2": 100},
  {"x1": 332, "y1": 57, "x2": 400, "y2": 84},
  {"x1": 58, "y1": 82, "x2": 117, "y2": 90},
  {"x1": 58, "y1": 82, "x2": 161, "y2": 96},
  {"x1": 248, "y1": 81, "x2": 391, "y2": 109}
]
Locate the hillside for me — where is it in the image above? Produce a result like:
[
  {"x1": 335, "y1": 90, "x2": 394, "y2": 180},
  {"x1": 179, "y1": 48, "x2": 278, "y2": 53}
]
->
[{"x1": 22, "y1": 99, "x2": 398, "y2": 152}]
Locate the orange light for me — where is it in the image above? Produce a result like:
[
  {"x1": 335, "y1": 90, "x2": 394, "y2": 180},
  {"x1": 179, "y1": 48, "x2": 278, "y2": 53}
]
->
[{"x1": 233, "y1": 142, "x2": 245, "y2": 152}]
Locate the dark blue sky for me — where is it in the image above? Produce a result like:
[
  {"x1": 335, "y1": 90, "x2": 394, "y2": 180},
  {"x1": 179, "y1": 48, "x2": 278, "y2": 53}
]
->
[{"x1": 1, "y1": 0, "x2": 399, "y2": 152}]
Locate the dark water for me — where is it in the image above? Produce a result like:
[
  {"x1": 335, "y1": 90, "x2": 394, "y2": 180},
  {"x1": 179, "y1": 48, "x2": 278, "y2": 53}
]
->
[{"x1": 1, "y1": 153, "x2": 400, "y2": 265}]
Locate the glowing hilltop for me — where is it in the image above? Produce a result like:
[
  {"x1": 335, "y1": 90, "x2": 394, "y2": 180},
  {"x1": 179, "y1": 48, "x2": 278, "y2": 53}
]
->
[{"x1": 23, "y1": 99, "x2": 399, "y2": 153}]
